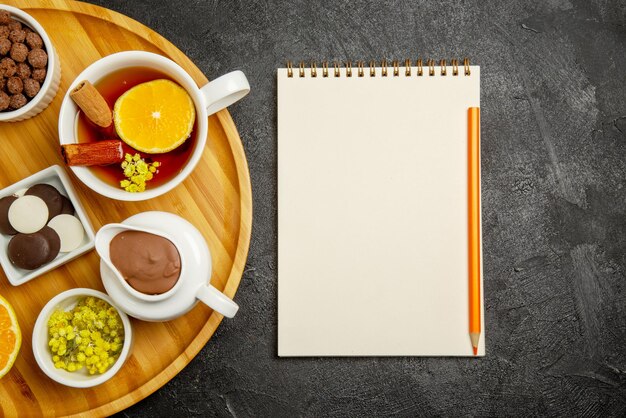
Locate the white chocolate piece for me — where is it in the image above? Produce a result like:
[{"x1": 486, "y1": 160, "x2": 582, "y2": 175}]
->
[
  {"x1": 8, "y1": 195, "x2": 49, "y2": 234},
  {"x1": 48, "y1": 214, "x2": 84, "y2": 252}
]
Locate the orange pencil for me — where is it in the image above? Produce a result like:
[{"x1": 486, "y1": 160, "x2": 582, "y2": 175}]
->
[{"x1": 468, "y1": 107, "x2": 481, "y2": 356}]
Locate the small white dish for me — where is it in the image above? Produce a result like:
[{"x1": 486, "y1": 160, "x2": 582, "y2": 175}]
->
[
  {"x1": 99, "y1": 211, "x2": 238, "y2": 321},
  {"x1": 0, "y1": 5, "x2": 61, "y2": 122},
  {"x1": 32, "y1": 288, "x2": 133, "y2": 388},
  {"x1": 0, "y1": 165, "x2": 95, "y2": 286}
]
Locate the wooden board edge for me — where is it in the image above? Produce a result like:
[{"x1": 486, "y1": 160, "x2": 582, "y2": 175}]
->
[{"x1": 5, "y1": 1, "x2": 254, "y2": 416}]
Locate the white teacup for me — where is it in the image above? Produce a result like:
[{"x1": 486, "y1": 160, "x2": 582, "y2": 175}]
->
[{"x1": 58, "y1": 51, "x2": 250, "y2": 201}]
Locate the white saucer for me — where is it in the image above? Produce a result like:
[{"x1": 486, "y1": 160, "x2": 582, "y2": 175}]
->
[{"x1": 100, "y1": 211, "x2": 212, "y2": 321}]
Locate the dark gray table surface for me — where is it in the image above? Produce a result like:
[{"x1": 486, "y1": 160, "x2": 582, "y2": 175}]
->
[{"x1": 83, "y1": 0, "x2": 626, "y2": 416}]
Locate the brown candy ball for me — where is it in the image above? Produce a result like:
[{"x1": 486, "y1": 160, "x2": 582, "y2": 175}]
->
[
  {"x1": 0, "y1": 91, "x2": 9, "y2": 111},
  {"x1": 8, "y1": 29, "x2": 25, "y2": 43},
  {"x1": 23, "y1": 78, "x2": 40, "y2": 98},
  {"x1": 27, "y1": 48, "x2": 47, "y2": 68},
  {"x1": 25, "y1": 31, "x2": 43, "y2": 49},
  {"x1": 0, "y1": 11, "x2": 10, "y2": 25},
  {"x1": 0, "y1": 57, "x2": 16, "y2": 77},
  {"x1": 0, "y1": 38, "x2": 10, "y2": 55},
  {"x1": 9, "y1": 42, "x2": 28, "y2": 63},
  {"x1": 7, "y1": 21, "x2": 21, "y2": 32},
  {"x1": 31, "y1": 67, "x2": 46, "y2": 83},
  {"x1": 0, "y1": 25, "x2": 9, "y2": 40},
  {"x1": 6, "y1": 76, "x2": 22, "y2": 94},
  {"x1": 15, "y1": 62, "x2": 30, "y2": 79},
  {"x1": 9, "y1": 93, "x2": 26, "y2": 109}
]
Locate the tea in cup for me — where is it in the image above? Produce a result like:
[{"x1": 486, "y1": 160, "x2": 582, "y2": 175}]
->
[{"x1": 58, "y1": 51, "x2": 250, "y2": 201}]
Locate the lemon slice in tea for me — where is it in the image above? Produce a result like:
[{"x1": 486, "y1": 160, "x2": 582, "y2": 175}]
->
[
  {"x1": 113, "y1": 79, "x2": 195, "y2": 154},
  {"x1": 0, "y1": 295, "x2": 21, "y2": 379}
]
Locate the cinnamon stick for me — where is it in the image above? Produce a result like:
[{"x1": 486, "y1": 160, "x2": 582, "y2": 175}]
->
[
  {"x1": 69, "y1": 80, "x2": 112, "y2": 128},
  {"x1": 61, "y1": 140, "x2": 124, "y2": 166}
]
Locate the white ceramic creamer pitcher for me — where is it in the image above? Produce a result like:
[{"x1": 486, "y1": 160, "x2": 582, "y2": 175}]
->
[{"x1": 95, "y1": 211, "x2": 239, "y2": 321}]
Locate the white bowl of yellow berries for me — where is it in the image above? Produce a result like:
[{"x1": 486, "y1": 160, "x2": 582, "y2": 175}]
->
[{"x1": 32, "y1": 288, "x2": 132, "y2": 388}]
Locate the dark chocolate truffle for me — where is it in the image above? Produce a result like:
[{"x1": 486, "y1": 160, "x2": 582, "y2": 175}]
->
[
  {"x1": 9, "y1": 42, "x2": 28, "y2": 63},
  {"x1": 25, "y1": 31, "x2": 42, "y2": 49},
  {"x1": 6, "y1": 76, "x2": 22, "y2": 94},
  {"x1": 59, "y1": 195, "x2": 74, "y2": 215},
  {"x1": 25, "y1": 184, "x2": 63, "y2": 220},
  {"x1": 39, "y1": 226, "x2": 60, "y2": 263},
  {"x1": 8, "y1": 232, "x2": 51, "y2": 270},
  {"x1": 0, "y1": 91, "x2": 9, "y2": 111},
  {"x1": 0, "y1": 57, "x2": 16, "y2": 77},
  {"x1": 23, "y1": 78, "x2": 39, "y2": 98},
  {"x1": 0, "y1": 11, "x2": 10, "y2": 25},
  {"x1": 8, "y1": 29, "x2": 25, "y2": 43},
  {"x1": 31, "y1": 67, "x2": 46, "y2": 83},
  {"x1": 0, "y1": 37, "x2": 10, "y2": 55},
  {"x1": 27, "y1": 48, "x2": 47, "y2": 68},
  {"x1": 15, "y1": 62, "x2": 30, "y2": 79},
  {"x1": 7, "y1": 21, "x2": 21, "y2": 32},
  {"x1": 0, "y1": 195, "x2": 18, "y2": 235},
  {"x1": 8, "y1": 93, "x2": 26, "y2": 109}
]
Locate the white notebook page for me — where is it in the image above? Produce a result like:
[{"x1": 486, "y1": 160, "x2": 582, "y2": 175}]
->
[{"x1": 277, "y1": 65, "x2": 484, "y2": 356}]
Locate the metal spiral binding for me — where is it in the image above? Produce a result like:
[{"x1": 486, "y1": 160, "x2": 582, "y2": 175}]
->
[
  {"x1": 428, "y1": 59, "x2": 435, "y2": 76},
  {"x1": 285, "y1": 58, "x2": 471, "y2": 78}
]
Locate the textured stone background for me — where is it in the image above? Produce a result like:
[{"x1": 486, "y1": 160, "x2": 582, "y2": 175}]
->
[{"x1": 85, "y1": 0, "x2": 626, "y2": 416}]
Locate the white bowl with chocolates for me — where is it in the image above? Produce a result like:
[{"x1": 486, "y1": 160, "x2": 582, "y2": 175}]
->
[
  {"x1": 0, "y1": 5, "x2": 60, "y2": 122},
  {"x1": 0, "y1": 165, "x2": 95, "y2": 286}
]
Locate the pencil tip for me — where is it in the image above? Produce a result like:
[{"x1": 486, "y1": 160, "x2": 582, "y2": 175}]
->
[{"x1": 473, "y1": 346, "x2": 478, "y2": 356}]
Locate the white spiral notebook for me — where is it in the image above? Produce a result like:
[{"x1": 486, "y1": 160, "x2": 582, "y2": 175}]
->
[{"x1": 277, "y1": 60, "x2": 484, "y2": 356}]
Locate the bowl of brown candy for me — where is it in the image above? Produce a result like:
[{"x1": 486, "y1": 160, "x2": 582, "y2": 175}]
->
[{"x1": 0, "y1": 5, "x2": 60, "y2": 122}]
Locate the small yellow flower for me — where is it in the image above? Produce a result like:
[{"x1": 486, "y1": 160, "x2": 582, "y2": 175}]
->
[{"x1": 119, "y1": 153, "x2": 160, "y2": 193}]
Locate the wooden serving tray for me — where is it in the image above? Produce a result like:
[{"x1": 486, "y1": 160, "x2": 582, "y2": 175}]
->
[{"x1": 0, "y1": 1, "x2": 252, "y2": 416}]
